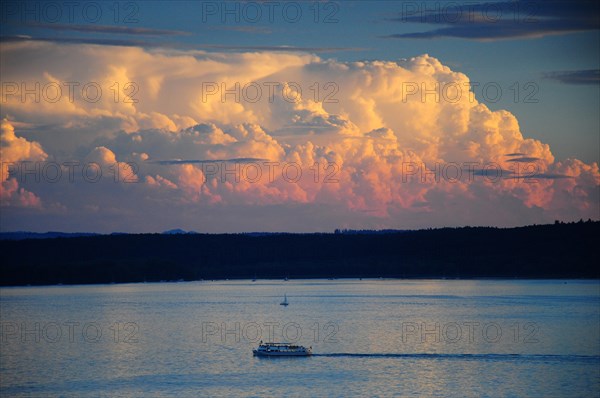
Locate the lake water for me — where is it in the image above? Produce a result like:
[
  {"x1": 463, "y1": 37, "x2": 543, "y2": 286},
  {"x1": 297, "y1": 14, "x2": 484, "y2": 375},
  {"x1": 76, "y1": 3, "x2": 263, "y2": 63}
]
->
[{"x1": 1, "y1": 279, "x2": 599, "y2": 397}]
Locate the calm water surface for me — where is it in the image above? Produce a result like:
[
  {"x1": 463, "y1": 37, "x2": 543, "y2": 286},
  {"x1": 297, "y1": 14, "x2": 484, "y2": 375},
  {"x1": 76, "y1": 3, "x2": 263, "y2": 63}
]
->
[{"x1": 1, "y1": 279, "x2": 599, "y2": 397}]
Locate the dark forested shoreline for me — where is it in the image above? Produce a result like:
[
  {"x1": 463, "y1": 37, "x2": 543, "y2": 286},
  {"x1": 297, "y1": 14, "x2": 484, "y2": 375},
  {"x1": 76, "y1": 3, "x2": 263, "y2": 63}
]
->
[{"x1": 1, "y1": 222, "x2": 598, "y2": 286}]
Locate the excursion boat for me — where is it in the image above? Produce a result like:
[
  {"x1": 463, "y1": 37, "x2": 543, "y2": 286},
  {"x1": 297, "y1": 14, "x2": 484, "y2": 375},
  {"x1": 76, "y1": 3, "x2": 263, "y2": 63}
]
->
[{"x1": 252, "y1": 342, "x2": 312, "y2": 357}]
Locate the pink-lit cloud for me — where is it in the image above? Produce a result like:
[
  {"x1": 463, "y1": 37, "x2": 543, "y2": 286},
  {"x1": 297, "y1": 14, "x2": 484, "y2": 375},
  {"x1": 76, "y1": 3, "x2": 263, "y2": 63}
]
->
[
  {"x1": 0, "y1": 42, "x2": 598, "y2": 231},
  {"x1": 0, "y1": 119, "x2": 46, "y2": 208}
]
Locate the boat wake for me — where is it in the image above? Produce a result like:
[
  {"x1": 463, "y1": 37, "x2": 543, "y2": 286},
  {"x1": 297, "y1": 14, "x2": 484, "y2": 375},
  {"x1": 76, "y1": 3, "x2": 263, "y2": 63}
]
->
[{"x1": 312, "y1": 353, "x2": 600, "y2": 362}]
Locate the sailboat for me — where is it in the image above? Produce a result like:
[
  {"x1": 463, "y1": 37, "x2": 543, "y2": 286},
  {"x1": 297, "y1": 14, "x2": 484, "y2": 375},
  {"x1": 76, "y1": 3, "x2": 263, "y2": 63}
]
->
[{"x1": 280, "y1": 294, "x2": 289, "y2": 306}]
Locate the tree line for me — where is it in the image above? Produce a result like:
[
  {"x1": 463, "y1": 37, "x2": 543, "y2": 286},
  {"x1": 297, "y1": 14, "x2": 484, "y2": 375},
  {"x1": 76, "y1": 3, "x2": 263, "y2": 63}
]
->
[{"x1": 1, "y1": 221, "x2": 598, "y2": 286}]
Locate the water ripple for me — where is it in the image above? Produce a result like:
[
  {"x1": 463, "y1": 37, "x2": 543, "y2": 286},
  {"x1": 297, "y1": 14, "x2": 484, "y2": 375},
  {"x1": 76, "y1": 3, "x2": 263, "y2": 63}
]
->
[{"x1": 312, "y1": 353, "x2": 600, "y2": 362}]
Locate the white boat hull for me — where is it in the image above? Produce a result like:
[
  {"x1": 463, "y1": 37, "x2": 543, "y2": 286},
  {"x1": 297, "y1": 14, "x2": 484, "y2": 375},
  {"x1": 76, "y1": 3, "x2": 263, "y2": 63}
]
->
[
  {"x1": 253, "y1": 342, "x2": 312, "y2": 357},
  {"x1": 253, "y1": 350, "x2": 311, "y2": 357}
]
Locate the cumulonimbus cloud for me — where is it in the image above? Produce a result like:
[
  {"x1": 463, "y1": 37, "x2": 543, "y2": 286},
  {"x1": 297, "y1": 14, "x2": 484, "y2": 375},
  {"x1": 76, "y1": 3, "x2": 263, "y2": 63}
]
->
[
  {"x1": 0, "y1": 41, "x2": 598, "y2": 231},
  {"x1": 0, "y1": 119, "x2": 46, "y2": 208}
]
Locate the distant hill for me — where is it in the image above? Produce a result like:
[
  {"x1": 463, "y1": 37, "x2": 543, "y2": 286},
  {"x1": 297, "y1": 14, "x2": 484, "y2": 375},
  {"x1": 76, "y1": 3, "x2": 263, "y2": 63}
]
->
[
  {"x1": 0, "y1": 230, "x2": 199, "y2": 240},
  {"x1": 162, "y1": 229, "x2": 198, "y2": 235},
  {"x1": 0, "y1": 231, "x2": 100, "y2": 240},
  {"x1": 1, "y1": 221, "x2": 598, "y2": 286}
]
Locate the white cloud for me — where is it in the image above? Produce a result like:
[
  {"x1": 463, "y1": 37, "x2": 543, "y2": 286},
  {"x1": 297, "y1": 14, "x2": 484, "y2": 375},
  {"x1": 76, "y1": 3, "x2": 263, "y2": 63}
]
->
[{"x1": 0, "y1": 119, "x2": 47, "y2": 208}]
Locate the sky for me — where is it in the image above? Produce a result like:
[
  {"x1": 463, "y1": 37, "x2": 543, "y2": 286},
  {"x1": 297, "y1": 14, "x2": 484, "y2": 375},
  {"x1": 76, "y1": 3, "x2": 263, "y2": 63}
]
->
[{"x1": 0, "y1": 0, "x2": 599, "y2": 233}]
